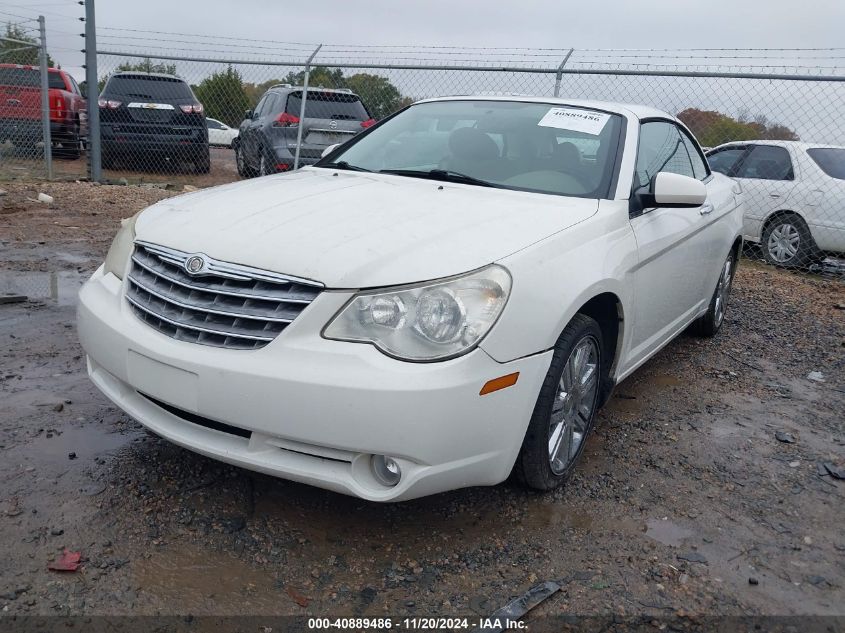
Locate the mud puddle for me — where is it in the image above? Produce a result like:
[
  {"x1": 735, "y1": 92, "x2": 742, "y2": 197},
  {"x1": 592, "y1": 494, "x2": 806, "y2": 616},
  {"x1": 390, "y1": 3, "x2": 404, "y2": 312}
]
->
[
  {"x1": 133, "y1": 545, "x2": 282, "y2": 614},
  {"x1": 645, "y1": 517, "x2": 694, "y2": 547}
]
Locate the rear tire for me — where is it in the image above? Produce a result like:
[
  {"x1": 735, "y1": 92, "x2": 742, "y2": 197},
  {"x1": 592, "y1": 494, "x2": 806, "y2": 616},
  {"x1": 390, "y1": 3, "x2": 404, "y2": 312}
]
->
[
  {"x1": 54, "y1": 125, "x2": 82, "y2": 159},
  {"x1": 761, "y1": 213, "x2": 821, "y2": 268},
  {"x1": 194, "y1": 147, "x2": 211, "y2": 174},
  {"x1": 691, "y1": 249, "x2": 735, "y2": 337},
  {"x1": 259, "y1": 152, "x2": 274, "y2": 177},
  {"x1": 516, "y1": 314, "x2": 604, "y2": 491}
]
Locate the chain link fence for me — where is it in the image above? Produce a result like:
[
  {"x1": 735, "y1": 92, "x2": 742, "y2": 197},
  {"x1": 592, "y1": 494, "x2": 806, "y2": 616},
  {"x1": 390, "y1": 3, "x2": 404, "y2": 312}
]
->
[
  {"x1": 2, "y1": 30, "x2": 844, "y2": 276},
  {"x1": 0, "y1": 14, "x2": 63, "y2": 182}
]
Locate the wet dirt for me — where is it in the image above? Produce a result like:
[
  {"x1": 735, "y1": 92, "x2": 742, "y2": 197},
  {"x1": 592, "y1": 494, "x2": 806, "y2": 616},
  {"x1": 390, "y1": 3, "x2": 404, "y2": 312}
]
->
[{"x1": 0, "y1": 182, "x2": 844, "y2": 620}]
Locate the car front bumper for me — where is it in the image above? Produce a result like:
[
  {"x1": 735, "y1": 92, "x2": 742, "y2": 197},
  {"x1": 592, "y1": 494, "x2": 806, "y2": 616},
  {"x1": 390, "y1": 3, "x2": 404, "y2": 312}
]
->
[{"x1": 77, "y1": 267, "x2": 551, "y2": 501}]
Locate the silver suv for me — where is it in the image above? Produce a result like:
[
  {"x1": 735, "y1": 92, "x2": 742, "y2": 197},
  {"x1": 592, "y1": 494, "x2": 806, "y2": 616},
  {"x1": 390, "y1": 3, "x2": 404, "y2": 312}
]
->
[{"x1": 235, "y1": 85, "x2": 374, "y2": 177}]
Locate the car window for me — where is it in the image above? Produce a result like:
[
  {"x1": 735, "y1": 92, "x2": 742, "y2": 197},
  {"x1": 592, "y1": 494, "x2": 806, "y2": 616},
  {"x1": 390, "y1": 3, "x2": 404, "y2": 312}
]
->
[
  {"x1": 679, "y1": 130, "x2": 709, "y2": 180},
  {"x1": 634, "y1": 121, "x2": 695, "y2": 190},
  {"x1": 253, "y1": 95, "x2": 268, "y2": 117},
  {"x1": 104, "y1": 74, "x2": 194, "y2": 100},
  {"x1": 324, "y1": 100, "x2": 624, "y2": 199},
  {"x1": 286, "y1": 91, "x2": 369, "y2": 121},
  {"x1": 206, "y1": 119, "x2": 222, "y2": 129},
  {"x1": 707, "y1": 147, "x2": 746, "y2": 175},
  {"x1": 806, "y1": 148, "x2": 845, "y2": 180},
  {"x1": 734, "y1": 145, "x2": 794, "y2": 180},
  {"x1": 262, "y1": 93, "x2": 280, "y2": 116},
  {"x1": 68, "y1": 74, "x2": 81, "y2": 95},
  {"x1": 0, "y1": 67, "x2": 66, "y2": 89}
]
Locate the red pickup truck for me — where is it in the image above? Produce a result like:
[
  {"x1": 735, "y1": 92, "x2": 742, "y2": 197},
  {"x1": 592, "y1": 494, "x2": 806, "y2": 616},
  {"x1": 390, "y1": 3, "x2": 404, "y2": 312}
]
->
[{"x1": 0, "y1": 64, "x2": 87, "y2": 158}]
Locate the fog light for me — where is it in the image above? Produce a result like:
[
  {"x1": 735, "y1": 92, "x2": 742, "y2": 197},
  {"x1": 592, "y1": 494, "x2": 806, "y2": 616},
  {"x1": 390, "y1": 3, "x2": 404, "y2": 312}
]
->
[{"x1": 371, "y1": 454, "x2": 401, "y2": 487}]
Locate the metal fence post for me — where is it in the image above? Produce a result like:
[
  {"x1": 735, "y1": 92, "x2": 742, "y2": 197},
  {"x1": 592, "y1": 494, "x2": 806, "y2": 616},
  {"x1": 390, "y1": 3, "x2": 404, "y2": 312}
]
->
[
  {"x1": 293, "y1": 44, "x2": 322, "y2": 171},
  {"x1": 553, "y1": 48, "x2": 574, "y2": 97},
  {"x1": 37, "y1": 16, "x2": 52, "y2": 180},
  {"x1": 84, "y1": 0, "x2": 101, "y2": 182}
]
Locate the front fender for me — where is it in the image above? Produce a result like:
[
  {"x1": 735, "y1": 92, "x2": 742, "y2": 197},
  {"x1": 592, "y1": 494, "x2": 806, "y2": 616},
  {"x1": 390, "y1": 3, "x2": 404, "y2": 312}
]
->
[{"x1": 481, "y1": 200, "x2": 636, "y2": 369}]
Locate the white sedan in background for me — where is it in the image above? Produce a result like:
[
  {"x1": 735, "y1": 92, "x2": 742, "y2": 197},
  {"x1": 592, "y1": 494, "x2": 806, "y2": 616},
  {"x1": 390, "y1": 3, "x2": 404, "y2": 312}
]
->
[
  {"x1": 707, "y1": 141, "x2": 845, "y2": 267},
  {"x1": 205, "y1": 117, "x2": 239, "y2": 147},
  {"x1": 78, "y1": 97, "x2": 743, "y2": 501}
]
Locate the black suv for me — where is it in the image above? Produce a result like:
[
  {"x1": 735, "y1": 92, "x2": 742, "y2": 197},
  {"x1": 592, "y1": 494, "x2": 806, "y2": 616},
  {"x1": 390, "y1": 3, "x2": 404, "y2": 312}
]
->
[
  {"x1": 98, "y1": 72, "x2": 210, "y2": 173},
  {"x1": 235, "y1": 85, "x2": 373, "y2": 177}
]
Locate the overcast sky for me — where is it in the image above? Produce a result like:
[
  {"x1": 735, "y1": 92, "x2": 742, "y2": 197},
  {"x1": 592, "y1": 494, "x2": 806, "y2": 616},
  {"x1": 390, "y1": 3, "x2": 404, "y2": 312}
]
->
[{"x1": 11, "y1": 0, "x2": 845, "y2": 80}]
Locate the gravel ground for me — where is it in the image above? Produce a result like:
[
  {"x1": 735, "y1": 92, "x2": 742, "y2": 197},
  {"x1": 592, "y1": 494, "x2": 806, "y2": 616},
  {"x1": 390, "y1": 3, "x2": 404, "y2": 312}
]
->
[{"x1": 1, "y1": 182, "x2": 844, "y2": 625}]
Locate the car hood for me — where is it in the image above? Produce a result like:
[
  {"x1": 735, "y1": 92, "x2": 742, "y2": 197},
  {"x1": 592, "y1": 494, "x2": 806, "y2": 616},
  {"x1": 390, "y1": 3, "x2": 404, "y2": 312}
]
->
[{"x1": 135, "y1": 168, "x2": 598, "y2": 288}]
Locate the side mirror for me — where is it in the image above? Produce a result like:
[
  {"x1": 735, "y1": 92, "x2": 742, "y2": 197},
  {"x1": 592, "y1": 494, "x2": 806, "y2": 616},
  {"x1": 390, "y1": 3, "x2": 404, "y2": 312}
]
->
[
  {"x1": 321, "y1": 143, "x2": 340, "y2": 158},
  {"x1": 245, "y1": 109, "x2": 253, "y2": 120},
  {"x1": 647, "y1": 172, "x2": 707, "y2": 208}
]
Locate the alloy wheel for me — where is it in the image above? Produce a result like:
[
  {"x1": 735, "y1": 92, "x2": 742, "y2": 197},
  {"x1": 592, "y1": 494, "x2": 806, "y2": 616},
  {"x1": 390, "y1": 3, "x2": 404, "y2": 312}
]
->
[
  {"x1": 548, "y1": 335, "x2": 599, "y2": 475},
  {"x1": 714, "y1": 256, "x2": 733, "y2": 327}
]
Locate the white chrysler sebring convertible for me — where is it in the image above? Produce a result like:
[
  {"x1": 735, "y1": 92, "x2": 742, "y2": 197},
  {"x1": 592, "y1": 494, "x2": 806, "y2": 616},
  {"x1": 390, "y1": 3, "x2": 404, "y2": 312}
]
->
[{"x1": 78, "y1": 97, "x2": 744, "y2": 501}]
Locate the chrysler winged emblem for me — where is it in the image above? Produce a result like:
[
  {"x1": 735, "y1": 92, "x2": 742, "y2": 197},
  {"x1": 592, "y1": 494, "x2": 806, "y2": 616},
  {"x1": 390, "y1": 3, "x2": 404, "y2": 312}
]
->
[{"x1": 185, "y1": 255, "x2": 205, "y2": 275}]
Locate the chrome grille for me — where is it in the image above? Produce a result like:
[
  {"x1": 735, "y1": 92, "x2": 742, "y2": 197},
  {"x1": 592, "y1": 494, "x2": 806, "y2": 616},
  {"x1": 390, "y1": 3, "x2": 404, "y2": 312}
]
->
[{"x1": 126, "y1": 241, "x2": 323, "y2": 350}]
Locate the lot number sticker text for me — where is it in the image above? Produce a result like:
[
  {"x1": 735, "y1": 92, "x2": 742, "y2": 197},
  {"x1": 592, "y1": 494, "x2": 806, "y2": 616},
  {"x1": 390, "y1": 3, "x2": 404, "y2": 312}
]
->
[{"x1": 538, "y1": 108, "x2": 610, "y2": 135}]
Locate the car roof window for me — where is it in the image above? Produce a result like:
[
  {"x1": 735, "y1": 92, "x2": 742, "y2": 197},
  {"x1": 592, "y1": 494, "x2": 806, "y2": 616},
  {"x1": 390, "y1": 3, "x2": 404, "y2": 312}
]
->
[{"x1": 734, "y1": 145, "x2": 794, "y2": 180}]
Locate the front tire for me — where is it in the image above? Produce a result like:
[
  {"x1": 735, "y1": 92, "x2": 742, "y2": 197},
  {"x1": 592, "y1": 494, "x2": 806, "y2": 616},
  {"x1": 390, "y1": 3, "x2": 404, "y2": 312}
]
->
[
  {"x1": 516, "y1": 314, "x2": 604, "y2": 491},
  {"x1": 761, "y1": 214, "x2": 820, "y2": 268},
  {"x1": 691, "y1": 250, "x2": 735, "y2": 337}
]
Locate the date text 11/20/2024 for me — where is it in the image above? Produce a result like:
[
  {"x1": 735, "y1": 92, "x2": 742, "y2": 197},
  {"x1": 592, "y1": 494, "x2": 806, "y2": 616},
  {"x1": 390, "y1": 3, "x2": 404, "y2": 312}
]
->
[{"x1": 307, "y1": 617, "x2": 527, "y2": 630}]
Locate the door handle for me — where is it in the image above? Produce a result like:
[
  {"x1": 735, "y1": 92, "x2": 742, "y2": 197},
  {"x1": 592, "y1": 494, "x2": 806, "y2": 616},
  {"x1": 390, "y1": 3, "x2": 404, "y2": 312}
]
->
[
  {"x1": 769, "y1": 193, "x2": 781, "y2": 198},
  {"x1": 699, "y1": 203, "x2": 714, "y2": 215}
]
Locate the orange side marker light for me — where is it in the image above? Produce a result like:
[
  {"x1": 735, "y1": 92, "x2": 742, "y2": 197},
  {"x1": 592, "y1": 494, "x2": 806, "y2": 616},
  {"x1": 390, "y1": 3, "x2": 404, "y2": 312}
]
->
[{"x1": 479, "y1": 372, "x2": 520, "y2": 396}]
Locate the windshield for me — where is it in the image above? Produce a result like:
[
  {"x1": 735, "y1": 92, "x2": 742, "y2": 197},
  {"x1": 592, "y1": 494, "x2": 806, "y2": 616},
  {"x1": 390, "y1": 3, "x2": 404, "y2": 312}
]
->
[
  {"x1": 104, "y1": 75, "x2": 194, "y2": 101},
  {"x1": 318, "y1": 100, "x2": 624, "y2": 198},
  {"x1": 806, "y1": 148, "x2": 845, "y2": 180}
]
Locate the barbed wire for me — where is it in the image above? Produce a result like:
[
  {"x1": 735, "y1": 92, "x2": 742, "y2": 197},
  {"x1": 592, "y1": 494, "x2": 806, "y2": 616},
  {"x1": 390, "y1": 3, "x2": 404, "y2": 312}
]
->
[
  {"x1": 0, "y1": 9, "x2": 39, "y2": 23},
  {"x1": 0, "y1": 2, "x2": 82, "y2": 21}
]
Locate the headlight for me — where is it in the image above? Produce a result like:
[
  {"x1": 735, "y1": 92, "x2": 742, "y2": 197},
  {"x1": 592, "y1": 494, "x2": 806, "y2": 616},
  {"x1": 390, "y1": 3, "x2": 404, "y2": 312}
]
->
[
  {"x1": 323, "y1": 265, "x2": 511, "y2": 361},
  {"x1": 103, "y1": 212, "x2": 140, "y2": 280}
]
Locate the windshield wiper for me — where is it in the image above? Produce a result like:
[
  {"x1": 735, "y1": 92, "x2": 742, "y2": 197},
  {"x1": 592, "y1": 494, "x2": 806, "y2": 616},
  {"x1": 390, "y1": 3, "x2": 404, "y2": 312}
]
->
[
  {"x1": 379, "y1": 168, "x2": 497, "y2": 188},
  {"x1": 320, "y1": 161, "x2": 372, "y2": 172}
]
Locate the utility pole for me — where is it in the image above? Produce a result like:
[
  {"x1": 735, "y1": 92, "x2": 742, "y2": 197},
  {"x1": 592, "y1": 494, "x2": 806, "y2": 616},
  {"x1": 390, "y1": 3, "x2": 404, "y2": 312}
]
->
[
  {"x1": 83, "y1": 0, "x2": 101, "y2": 181},
  {"x1": 38, "y1": 16, "x2": 53, "y2": 179}
]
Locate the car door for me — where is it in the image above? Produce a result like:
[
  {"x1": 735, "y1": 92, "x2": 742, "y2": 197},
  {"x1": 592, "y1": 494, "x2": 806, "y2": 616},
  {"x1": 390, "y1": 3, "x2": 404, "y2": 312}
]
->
[
  {"x1": 242, "y1": 95, "x2": 269, "y2": 167},
  {"x1": 626, "y1": 120, "x2": 719, "y2": 369},
  {"x1": 730, "y1": 144, "x2": 797, "y2": 229}
]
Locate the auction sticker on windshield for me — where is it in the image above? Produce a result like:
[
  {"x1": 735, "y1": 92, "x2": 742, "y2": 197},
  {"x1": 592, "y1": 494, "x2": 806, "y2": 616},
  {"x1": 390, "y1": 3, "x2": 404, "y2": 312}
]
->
[{"x1": 538, "y1": 107, "x2": 610, "y2": 135}]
